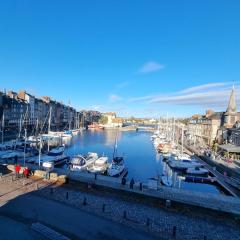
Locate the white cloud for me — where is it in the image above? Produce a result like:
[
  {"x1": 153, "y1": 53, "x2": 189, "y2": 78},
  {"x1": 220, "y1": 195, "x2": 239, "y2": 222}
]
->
[
  {"x1": 179, "y1": 82, "x2": 231, "y2": 94},
  {"x1": 129, "y1": 95, "x2": 153, "y2": 102},
  {"x1": 138, "y1": 61, "x2": 165, "y2": 74},
  {"x1": 129, "y1": 82, "x2": 239, "y2": 108},
  {"x1": 109, "y1": 94, "x2": 122, "y2": 102},
  {"x1": 91, "y1": 105, "x2": 101, "y2": 110}
]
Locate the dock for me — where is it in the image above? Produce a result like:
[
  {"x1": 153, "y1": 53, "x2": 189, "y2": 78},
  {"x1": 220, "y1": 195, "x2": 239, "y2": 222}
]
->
[
  {"x1": 4, "y1": 163, "x2": 240, "y2": 217},
  {"x1": 183, "y1": 144, "x2": 240, "y2": 197}
]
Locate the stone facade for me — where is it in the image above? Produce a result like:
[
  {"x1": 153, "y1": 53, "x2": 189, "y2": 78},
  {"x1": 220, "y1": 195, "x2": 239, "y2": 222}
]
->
[
  {"x1": 187, "y1": 87, "x2": 239, "y2": 146},
  {"x1": 103, "y1": 112, "x2": 123, "y2": 128},
  {"x1": 0, "y1": 90, "x2": 101, "y2": 136}
]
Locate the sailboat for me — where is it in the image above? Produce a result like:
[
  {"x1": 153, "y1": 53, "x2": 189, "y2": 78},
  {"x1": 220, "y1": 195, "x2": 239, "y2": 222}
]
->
[{"x1": 107, "y1": 130, "x2": 126, "y2": 177}]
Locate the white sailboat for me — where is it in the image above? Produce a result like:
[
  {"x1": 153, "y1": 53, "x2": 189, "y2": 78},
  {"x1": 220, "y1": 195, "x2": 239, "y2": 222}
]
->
[{"x1": 107, "y1": 130, "x2": 126, "y2": 177}]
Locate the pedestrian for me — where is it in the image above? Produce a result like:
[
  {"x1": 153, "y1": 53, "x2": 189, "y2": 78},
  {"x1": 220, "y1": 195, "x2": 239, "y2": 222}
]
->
[
  {"x1": 121, "y1": 177, "x2": 126, "y2": 185},
  {"x1": 15, "y1": 164, "x2": 21, "y2": 178},
  {"x1": 130, "y1": 178, "x2": 135, "y2": 189},
  {"x1": 23, "y1": 167, "x2": 30, "y2": 178}
]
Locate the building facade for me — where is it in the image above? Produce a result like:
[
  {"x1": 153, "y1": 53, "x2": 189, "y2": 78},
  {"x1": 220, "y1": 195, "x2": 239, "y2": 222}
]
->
[
  {"x1": 0, "y1": 89, "x2": 100, "y2": 137},
  {"x1": 187, "y1": 87, "x2": 239, "y2": 146}
]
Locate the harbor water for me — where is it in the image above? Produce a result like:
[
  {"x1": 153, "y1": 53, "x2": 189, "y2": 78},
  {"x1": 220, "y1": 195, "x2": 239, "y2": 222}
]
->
[{"x1": 64, "y1": 129, "x2": 225, "y2": 195}]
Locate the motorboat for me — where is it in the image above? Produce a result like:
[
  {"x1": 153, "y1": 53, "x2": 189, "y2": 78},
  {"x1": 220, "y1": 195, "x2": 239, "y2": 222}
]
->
[
  {"x1": 71, "y1": 129, "x2": 79, "y2": 136},
  {"x1": 48, "y1": 145, "x2": 65, "y2": 156},
  {"x1": 0, "y1": 147, "x2": 38, "y2": 159},
  {"x1": 175, "y1": 153, "x2": 192, "y2": 161},
  {"x1": 186, "y1": 167, "x2": 209, "y2": 175},
  {"x1": 168, "y1": 159, "x2": 202, "y2": 170},
  {"x1": 107, "y1": 156, "x2": 125, "y2": 177},
  {"x1": 161, "y1": 175, "x2": 173, "y2": 187},
  {"x1": 42, "y1": 155, "x2": 70, "y2": 169},
  {"x1": 70, "y1": 152, "x2": 98, "y2": 171},
  {"x1": 88, "y1": 156, "x2": 108, "y2": 173}
]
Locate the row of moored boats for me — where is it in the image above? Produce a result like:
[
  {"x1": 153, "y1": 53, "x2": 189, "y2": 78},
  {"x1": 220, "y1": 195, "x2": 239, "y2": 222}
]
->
[{"x1": 151, "y1": 130, "x2": 209, "y2": 187}]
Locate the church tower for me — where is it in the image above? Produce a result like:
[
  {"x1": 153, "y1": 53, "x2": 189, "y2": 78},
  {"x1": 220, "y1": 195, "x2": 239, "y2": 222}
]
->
[{"x1": 224, "y1": 86, "x2": 237, "y2": 128}]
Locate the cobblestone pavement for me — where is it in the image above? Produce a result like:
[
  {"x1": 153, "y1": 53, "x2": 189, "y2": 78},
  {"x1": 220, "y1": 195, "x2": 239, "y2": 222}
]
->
[
  {"x1": 38, "y1": 184, "x2": 240, "y2": 240},
  {"x1": 1, "y1": 174, "x2": 240, "y2": 240}
]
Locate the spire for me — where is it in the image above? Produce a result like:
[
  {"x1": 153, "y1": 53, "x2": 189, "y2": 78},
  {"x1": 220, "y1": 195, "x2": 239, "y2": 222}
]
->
[{"x1": 226, "y1": 85, "x2": 237, "y2": 115}]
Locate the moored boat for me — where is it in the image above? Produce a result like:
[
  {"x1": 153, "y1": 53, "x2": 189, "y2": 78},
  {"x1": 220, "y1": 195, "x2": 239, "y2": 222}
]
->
[
  {"x1": 161, "y1": 175, "x2": 173, "y2": 187},
  {"x1": 42, "y1": 155, "x2": 70, "y2": 169},
  {"x1": 168, "y1": 159, "x2": 202, "y2": 170},
  {"x1": 48, "y1": 145, "x2": 65, "y2": 156},
  {"x1": 186, "y1": 167, "x2": 209, "y2": 175},
  {"x1": 107, "y1": 157, "x2": 125, "y2": 177},
  {"x1": 70, "y1": 152, "x2": 98, "y2": 171},
  {"x1": 88, "y1": 156, "x2": 108, "y2": 173}
]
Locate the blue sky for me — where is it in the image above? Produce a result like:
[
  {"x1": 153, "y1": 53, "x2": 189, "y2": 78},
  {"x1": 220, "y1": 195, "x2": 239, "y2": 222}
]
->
[{"x1": 0, "y1": 1, "x2": 240, "y2": 117}]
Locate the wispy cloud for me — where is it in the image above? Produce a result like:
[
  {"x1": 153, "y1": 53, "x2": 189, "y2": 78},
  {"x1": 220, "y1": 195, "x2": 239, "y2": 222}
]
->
[
  {"x1": 109, "y1": 94, "x2": 122, "y2": 102},
  {"x1": 179, "y1": 82, "x2": 231, "y2": 94},
  {"x1": 116, "y1": 81, "x2": 130, "y2": 89},
  {"x1": 129, "y1": 95, "x2": 154, "y2": 102},
  {"x1": 129, "y1": 82, "x2": 239, "y2": 108},
  {"x1": 138, "y1": 61, "x2": 165, "y2": 74}
]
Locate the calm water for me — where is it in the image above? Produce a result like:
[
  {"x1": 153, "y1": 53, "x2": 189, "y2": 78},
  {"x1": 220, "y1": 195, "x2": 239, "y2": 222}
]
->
[{"x1": 64, "y1": 130, "x2": 224, "y2": 195}]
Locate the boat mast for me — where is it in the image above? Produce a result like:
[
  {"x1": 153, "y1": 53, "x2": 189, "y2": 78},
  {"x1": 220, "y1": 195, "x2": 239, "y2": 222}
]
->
[
  {"x1": 113, "y1": 130, "x2": 118, "y2": 159},
  {"x1": 173, "y1": 117, "x2": 175, "y2": 144},
  {"x1": 36, "y1": 118, "x2": 39, "y2": 136},
  {"x1": 48, "y1": 106, "x2": 52, "y2": 152},
  {"x1": 181, "y1": 127, "x2": 184, "y2": 154},
  {"x1": 23, "y1": 128, "x2": 27, "y2": 166},
  {"x1": 38, "y1": 137, "x2": 42, "y2": 167},
  {"x1": 1, "y1": 111, "x2": 4, "y2": 145},
  {"x1": 48, "y1": 106, "x2": 52, "y2": 134}
]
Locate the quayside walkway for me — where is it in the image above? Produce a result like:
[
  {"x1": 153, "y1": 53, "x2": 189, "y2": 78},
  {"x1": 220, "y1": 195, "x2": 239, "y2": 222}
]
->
[
  {"x1": 183, "y1": 144, "x2": 240, "y2": 197},
  {"x1": 5, "y1": 163, "x2": 240, "y2": 217},
  {"x1": 0, "y1": 174, "x2": 240, "y2": 240}
]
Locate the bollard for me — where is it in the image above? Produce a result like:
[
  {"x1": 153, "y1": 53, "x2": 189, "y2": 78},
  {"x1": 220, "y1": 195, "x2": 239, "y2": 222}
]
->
[
  {"x1": 83, "y1": 197, "x2": 87, "y2": 206},
  {"x1": 102, "y1": 204, "x2": 105, "y2": 212},
  {"x1": 173, "y1": 226, "x2": 177, "y2": 238},
  {"x1": 66, "y1": 192, "x2": 69, "y2": 200},
  {"x1": 166, "y1": 199, "x2": 171, "y2": 208},
  {"x1": 123, "y1": 210, "x2": 127, "y2": 219},
  {"x1": 146, "y1": 218, "x2": 150, "y2": 227},
  {"x1": 139, "y1": 183, "x2": 143, "y2": 191}
]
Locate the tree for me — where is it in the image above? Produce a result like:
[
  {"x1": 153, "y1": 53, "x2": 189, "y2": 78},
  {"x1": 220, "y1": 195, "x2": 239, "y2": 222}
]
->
[{"x1": 99, "y1": 115, "x2": 108, "y2": 125}]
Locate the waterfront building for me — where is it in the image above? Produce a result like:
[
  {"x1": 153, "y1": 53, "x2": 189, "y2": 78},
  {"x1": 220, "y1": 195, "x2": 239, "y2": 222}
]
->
[
  {"x1": 0, "y1": 89, "x2": 100, "y2": 136},
  {"x1": 187, "y1": 87, "x2": 239, "y2": 146},
  {"x1": 103, "y1": 112, "x2": 123, "y2": 128},
  {"x1": 18, "y1": 91, "x2": 36, "y2": 125},
  {"x1": 2, "y1": 91, "x2": 28, "y2": 132}
]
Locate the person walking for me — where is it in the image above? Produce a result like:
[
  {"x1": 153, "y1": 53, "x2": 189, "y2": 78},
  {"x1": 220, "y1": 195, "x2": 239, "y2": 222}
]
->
[
  {"x1": 15, "y1": 164, "x2": 21, "y2": 178},
  {"x1": 130, "y1": 178, "x2": 135, "y2": 189},
  {"x1": 121, "y1": 177, "x2": 126, "y2": 185},
  {"x1": 23, "y1": 167, "x2": 29, "y2": 178}
]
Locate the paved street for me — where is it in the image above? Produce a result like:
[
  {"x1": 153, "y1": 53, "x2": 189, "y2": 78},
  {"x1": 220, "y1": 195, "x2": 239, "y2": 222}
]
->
[
  {"x1": 0, "y1": 175, "x2": 159, "y2": 240},
  {"x1": 0, "y1": 175, "x2": 240, "y2": 240}
]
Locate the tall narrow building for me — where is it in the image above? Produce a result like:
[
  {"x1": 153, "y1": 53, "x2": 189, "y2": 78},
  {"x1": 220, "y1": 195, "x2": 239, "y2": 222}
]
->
[{"x1": 224, "y1": 86, "x2": 237, "y2": 128}]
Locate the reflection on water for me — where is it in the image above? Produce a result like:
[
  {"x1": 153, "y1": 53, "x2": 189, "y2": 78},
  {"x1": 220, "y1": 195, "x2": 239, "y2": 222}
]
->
[{"x1": 64, "y1": 130, "x2": 223, "y2": 195}]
